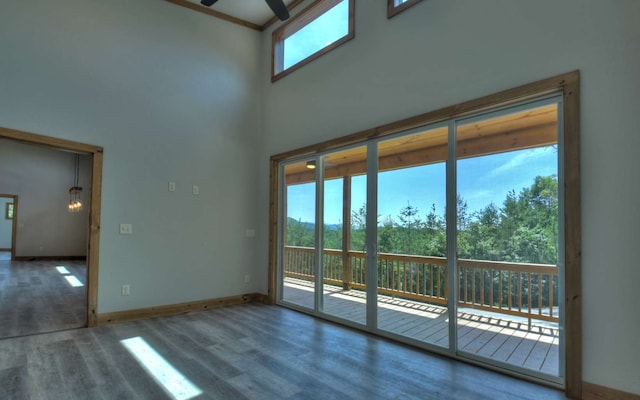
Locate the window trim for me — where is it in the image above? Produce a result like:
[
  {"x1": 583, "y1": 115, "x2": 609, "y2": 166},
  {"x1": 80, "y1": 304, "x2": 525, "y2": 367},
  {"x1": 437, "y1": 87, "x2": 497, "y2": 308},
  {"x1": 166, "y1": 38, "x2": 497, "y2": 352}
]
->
[
  {"x1": 268, "y1": 71, "x2": 581, "y2": 398},
  {"x1": 271, "y1": 0, "x2": 355, "y2": 82},
  {"x1": 387, "y1": 0, "x2": 423, "y2": 18}
]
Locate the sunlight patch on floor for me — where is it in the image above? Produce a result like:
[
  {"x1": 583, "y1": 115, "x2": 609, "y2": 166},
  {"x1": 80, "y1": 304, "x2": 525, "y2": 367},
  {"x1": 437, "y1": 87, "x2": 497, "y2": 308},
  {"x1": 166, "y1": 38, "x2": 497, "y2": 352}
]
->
[
  {"x1": 55, "y1": 265, "x2": 85, "y2": 287},
  {"x1": 64, "y1": 275, "x2": 84, "y2": 287},
  {"x1": 121, "y1": 336, "x2": 202, "y2": 400},
  {"x1": 56, "y1": 266, "x2": 70, "y2": 274}
]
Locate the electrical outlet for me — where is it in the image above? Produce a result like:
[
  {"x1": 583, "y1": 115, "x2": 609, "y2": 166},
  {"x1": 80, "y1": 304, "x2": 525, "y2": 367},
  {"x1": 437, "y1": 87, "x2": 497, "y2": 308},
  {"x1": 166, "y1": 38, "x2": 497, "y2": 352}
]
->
[
  {"x1": 245, "y1": 229, "x2": 256, "y2": 238},
  {"x1": 121, "y1": 284, "x2": 130, "y2": 296},
  {"x1": 119, "y1": 223, "x2": 133, "y2": 235},
  {"x1": 244, "y1": 274, "x2": 250, "y2": 284}
]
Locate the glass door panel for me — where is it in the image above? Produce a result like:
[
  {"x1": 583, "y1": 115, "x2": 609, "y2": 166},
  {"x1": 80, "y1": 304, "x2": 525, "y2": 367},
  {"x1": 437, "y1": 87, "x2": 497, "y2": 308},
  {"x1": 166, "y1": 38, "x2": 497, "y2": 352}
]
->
[
  {"x1": 455, "y1": 103, "x2": 562, "y2": 379},
  {"x1": 376, "y1": 126, "x2": 449, "y2": 347},
  {"x1": 321, "y1": 147, "x2": 368, "y2": 325},
  {"x1": 281, "y1": 160, "x2": 317, "y2": 309}
]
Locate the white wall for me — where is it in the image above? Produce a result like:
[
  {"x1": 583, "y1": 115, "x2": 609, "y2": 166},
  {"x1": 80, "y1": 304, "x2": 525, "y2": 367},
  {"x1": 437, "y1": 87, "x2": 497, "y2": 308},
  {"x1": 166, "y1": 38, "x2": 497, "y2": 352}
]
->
[
  {"x1": 0, "y1": 198, "x2": 12, "y2": 249},
  {"x1": 259, "y1": 0, "x2": 640, "y2": 395},
  {"x1": 0, "y1": 140, "x2": 90, "y2": 256},
  {"x1": 0, "y1": 0, "x2": 263, "y2": 312}
]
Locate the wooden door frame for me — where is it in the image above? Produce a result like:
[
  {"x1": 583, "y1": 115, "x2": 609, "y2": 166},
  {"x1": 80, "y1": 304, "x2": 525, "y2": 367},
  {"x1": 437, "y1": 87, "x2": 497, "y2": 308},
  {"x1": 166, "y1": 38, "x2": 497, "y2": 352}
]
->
[
  {"x1": 0, "y1": 194, "x2": 18, "y2": 259},
  {"x1": 0, "y1": 126, "x2": 103, "y2": 327}
]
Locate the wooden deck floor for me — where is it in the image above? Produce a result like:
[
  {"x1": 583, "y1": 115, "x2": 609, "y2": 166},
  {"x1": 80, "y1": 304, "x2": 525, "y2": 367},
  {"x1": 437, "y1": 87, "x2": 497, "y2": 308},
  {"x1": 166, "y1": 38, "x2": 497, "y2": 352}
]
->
[{"x1": 283, "y1": 278, "x2": 559, "y2": 377}]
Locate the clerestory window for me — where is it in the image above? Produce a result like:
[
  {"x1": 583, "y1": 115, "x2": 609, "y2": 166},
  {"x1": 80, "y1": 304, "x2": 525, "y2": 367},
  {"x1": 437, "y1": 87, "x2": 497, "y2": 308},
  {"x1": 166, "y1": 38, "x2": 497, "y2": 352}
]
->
[
  {"x1": 271, "y1": 0, "x2": 354, "y2": 82},
  {"x1": 387, "y1": 0, "x2": 423, "y2": 18}
]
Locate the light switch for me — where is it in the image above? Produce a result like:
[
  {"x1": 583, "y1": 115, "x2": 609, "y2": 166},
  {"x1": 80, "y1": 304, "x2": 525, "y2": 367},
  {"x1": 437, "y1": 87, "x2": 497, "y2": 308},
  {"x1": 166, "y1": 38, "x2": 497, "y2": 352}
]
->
[
  {"x1": 192, "y1": 185, "x2": 199, "y2": 195},
  {"x1": 168, "y1": 182, "x2": 176, "y2": 192}
]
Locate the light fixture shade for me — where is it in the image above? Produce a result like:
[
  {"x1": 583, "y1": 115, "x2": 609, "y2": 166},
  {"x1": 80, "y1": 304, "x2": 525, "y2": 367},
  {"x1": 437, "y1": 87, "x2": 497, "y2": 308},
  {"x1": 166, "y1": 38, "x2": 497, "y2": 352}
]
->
[
  {"x1": 68, "y1": 154, "x2": 83, "y2": 212},
  {"x1": 306, "y1": 160, "x2": 316, "y2": 169},
  {"x1": 68, "y1": 186, "x2": 83, "y2": 212}
]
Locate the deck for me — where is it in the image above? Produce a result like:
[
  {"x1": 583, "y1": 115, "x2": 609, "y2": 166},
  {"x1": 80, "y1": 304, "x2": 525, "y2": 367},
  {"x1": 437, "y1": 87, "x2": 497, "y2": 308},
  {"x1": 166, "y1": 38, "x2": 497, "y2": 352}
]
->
[{"x1": 283, "y1": 277, "x2": 559, "y2": 377}]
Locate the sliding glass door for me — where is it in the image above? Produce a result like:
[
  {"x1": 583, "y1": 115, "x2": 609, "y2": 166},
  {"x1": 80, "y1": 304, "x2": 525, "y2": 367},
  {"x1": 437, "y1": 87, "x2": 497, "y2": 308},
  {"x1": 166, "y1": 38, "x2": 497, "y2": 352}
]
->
[
  {"x1": 277, "y1": 95, "x2": 564, "y2": 384},
  {"x1": 281, "y1": 160, "x2": 317, "y2": 310},
  {"x1": 376, "y1": 125, "x2": 450, "y2": 348},
  {"x1": 455, "y1": 100, "x2": 562, "y2": 380},
  {"x1": 320, "y1": 146, "x2": 368, "y2": 326}
]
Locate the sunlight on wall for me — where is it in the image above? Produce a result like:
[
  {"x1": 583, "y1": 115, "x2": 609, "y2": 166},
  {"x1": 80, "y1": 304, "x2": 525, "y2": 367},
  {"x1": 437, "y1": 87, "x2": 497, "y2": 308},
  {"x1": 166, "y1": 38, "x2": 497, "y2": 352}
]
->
[{"x1": 121, "y1": 336, "x2": 203, "y2": 400}]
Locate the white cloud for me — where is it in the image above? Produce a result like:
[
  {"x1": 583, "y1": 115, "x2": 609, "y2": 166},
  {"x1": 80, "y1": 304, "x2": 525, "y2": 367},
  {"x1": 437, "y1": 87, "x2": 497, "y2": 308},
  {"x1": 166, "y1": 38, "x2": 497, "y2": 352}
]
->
[{"x1": 488, "y1": 147, "x2": 553, "y2": 178}]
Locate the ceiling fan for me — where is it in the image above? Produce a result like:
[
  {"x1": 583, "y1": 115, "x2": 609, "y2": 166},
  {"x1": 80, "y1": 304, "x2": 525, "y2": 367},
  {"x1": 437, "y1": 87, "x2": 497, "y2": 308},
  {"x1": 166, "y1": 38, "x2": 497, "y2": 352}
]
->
[{"x1": 200, "y1": 0, "x2": 290, "y2": 21}]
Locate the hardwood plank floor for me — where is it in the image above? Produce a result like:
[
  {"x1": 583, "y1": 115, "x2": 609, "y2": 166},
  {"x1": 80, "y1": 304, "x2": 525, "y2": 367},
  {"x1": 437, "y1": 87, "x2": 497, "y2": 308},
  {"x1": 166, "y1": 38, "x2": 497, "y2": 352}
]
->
[
  {"x1": 0, "y1": 303, "x2": 568, "y2": 399},
  {"x1": 0, "y1": 254, "x2": 87, "y2": 339}
]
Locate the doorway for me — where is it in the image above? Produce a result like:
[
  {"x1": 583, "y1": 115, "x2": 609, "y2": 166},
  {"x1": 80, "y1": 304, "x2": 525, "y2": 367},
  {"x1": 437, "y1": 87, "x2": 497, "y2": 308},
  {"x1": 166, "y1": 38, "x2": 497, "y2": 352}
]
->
[
  {"x1": 0, "y1": 194, "x2": 17, "y2": 260},
  {"x1": 0, "y1": 126, "x2": 103, "y2": 334}
]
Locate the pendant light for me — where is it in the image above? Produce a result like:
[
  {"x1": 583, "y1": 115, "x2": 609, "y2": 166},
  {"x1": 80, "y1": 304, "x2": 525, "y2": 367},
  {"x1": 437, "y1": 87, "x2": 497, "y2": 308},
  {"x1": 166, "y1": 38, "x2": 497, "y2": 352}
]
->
[{"x1": 68, "y1": 154, "x2": 83, "y2": 212}]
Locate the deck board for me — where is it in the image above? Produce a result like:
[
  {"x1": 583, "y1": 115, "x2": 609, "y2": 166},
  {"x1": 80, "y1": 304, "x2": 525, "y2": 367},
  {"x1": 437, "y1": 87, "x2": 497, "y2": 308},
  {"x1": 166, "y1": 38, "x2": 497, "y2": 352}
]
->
[{"x1": 282, "y1": 278, "x2": 559, "y2": 377}]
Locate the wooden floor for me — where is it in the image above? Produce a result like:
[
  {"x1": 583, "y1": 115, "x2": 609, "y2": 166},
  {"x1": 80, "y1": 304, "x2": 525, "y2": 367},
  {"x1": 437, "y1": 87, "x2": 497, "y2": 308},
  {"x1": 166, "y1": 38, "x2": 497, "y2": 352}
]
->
[
  {"x1": 283, "y1": 278, "x2": 559, "y2": 377},
  {"x1": 0, "y1": 254, "x2": 87, "y2": 339},
  {"x1": 0, "y1": 302, "x2": 568, "y2": 399}
]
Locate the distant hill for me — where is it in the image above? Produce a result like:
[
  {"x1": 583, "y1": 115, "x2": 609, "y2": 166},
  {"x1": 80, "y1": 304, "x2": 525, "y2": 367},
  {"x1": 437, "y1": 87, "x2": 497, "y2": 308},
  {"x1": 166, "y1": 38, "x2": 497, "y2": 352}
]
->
[{"x1": 287, "y1": 217, "x2": 341, "y2": 231}]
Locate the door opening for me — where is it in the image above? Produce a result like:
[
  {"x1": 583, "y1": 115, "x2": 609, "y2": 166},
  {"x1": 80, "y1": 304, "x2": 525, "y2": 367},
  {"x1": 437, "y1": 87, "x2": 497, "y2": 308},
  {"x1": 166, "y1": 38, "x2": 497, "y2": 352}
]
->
[{"x1": 0, "y1": 126, "x2": 103, "y2": 332}]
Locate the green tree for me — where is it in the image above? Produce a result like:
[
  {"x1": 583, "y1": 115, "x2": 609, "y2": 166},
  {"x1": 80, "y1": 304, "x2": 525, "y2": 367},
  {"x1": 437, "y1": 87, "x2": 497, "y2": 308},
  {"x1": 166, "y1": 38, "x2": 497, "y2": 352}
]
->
[
  {"x1": 397, "y1": 202, "x2": 421, "y2": 255},
  {"x1": 286, "y1": 218, "x2": 314, "y2": 247},
  {"x1": 351, "y1": 203, "x2": 367, "y2": 252},
  {"x1": 421, "y1": 204, "x2": 446, "y2": 257},
  {"x1": 378, "y1": 215, "x2": 397, "y2": 253},
  {"x1": 323, "y1": 222, "x2": 342, "y2": 250}
]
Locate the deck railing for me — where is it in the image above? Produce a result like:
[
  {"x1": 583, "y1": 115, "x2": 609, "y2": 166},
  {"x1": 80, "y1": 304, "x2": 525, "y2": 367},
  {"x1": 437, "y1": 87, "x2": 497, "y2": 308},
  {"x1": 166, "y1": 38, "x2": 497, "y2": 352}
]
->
[{"x1": 283, "y1": 245, "x2": 558, "y2": 323}]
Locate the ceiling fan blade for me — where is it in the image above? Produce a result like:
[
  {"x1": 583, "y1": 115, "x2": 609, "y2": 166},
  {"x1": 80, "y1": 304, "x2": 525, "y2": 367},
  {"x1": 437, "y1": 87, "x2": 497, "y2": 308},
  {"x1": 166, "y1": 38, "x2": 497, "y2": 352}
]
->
[{"x1": 265, "y1": 0, "x2": 290, "y2": 21}]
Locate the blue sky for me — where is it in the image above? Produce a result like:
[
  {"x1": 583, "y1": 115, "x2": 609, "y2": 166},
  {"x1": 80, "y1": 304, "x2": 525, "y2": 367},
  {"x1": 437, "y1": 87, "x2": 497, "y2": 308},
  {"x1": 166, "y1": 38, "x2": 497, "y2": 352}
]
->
[
  {"x1": 287, "y1": 146, "x2": 557, "y2": 225},
  {"x1": 283, "y1": 1, "x2": 349, "y2": 69}
]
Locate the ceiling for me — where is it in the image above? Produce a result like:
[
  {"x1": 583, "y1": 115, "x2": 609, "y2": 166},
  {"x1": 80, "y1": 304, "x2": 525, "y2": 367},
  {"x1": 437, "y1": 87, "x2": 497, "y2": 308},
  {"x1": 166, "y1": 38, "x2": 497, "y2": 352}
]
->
[{"x1": 173, "y1": 0, "x2": 300, "y2": 29}]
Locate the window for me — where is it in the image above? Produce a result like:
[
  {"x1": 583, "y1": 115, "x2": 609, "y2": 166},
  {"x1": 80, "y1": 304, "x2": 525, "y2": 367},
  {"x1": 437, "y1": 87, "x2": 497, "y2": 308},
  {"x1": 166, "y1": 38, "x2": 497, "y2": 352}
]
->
[
  {"x1": 272, "y1": 0, "x2": 354, "y2": 82},
  {"x1": 387, "y1": 0, "x2": 423, "y2": 18}
]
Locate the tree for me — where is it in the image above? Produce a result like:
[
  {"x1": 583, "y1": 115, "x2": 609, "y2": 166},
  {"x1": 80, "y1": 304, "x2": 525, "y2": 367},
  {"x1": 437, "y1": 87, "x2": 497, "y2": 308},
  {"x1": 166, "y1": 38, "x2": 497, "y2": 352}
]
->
[
  {"x1": 351, "y1": 203, "x2": 367, "y2": 252},
  {"x1": 286, "y1": 218, "x2": 314, "y2": 247},
  {"x1": 397, "y1": 202, "x2": 421, "y2": 255},
  {"x1": 421, "y1": 204, "x2": 446, "y2": 257},
  {"x1": 323, "y1": 222, "x2": 342, "y2": 250}
]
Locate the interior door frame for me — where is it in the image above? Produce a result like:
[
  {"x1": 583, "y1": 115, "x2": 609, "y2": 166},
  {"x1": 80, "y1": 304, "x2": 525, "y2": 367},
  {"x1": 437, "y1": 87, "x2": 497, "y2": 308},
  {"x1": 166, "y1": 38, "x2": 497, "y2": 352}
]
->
[
  {"x1": 0, "y1": 194, "x2": 18, "y2": 260},
  {"x1": 0, "y1": 126, "x2": 103, "y2": 327}
]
